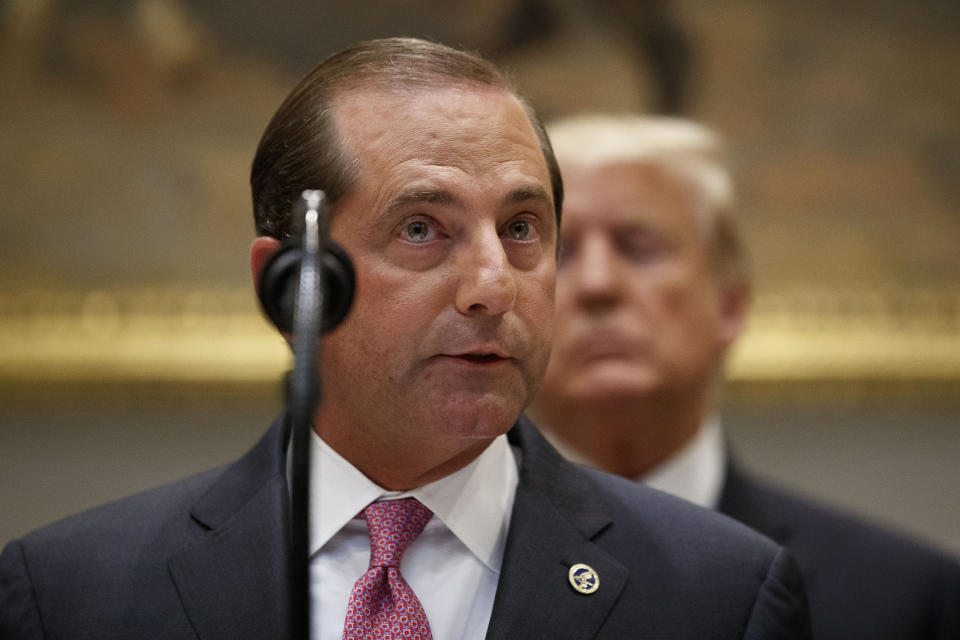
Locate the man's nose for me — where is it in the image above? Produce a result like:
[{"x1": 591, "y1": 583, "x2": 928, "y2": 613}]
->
[
  {"x1": 454, "y1": 228, "x2": 517, "y2": 316},
  {"x1": 568, "y1": 235, "x2": 622, "y2": 312}
]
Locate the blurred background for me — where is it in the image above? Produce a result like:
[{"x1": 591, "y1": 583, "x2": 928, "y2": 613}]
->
[{"x1": 1, "y1": 0, "x2": 958, "y2": 555}]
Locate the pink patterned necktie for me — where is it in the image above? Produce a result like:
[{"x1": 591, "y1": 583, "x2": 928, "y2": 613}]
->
[{"x1": 342, "y1": 498, "x2": 435, "y2": 640}]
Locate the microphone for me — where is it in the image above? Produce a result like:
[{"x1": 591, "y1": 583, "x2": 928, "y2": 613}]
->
[
  {"x1": 257, "y1": 191, "x2": 356, "y2": 334},
  {"x1": 257, "y1": 190, "x2": 355, "y2": 639}
]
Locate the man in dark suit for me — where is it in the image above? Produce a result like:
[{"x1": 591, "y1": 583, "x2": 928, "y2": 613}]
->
[
  {"x1": 1, "y1": 40, "x2": 810, "y2": 639},
  {"x1": 532, "y1": 113, "x2": 960, "y2": 640}
]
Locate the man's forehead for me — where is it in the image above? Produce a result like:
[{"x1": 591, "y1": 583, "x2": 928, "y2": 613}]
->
[
  {"x1": 560, "y1": 160, "x2": 704, "y2": 229},
  {"x1": 331, "y1": 85, "x2": 549, "y2": 185},
  {"x1": 332, "y1": 85, "x2": 540, "y2": 163},
  {"x1": 564, "y1": 160, "x2": 695, "y2": 205}
]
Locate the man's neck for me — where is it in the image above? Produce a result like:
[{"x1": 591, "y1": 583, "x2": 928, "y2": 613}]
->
[
  {"x1": 312, "y1": 419, "x2": 497, "y2": 491},
  {"x1": 535, "y1": 388, "x2": 710, "y2": 478}
]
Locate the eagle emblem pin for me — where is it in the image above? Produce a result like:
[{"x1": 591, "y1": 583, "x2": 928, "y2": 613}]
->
[{"x1": 568, "y1": 563, "x2": 599, "y2": 594}]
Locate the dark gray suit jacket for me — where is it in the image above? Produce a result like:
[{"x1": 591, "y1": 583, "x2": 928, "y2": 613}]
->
[
  {"x1": 1, "y1": 417, "x2": 810, "y2": 639},
  {"x1": 719, "y1": 461, "x2": 960, "y2": 640}
]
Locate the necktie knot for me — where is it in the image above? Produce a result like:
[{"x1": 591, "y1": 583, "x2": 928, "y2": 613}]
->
[
  {"x1": 344, "y1": 498, "x2": 435, "y2": 639},
  {"x1": 362, "y1": 498, "x2": 433, "y2": 568}
]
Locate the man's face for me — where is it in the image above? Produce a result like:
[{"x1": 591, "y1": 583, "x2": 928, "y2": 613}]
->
[
  {"x1": 318, "y1": 85, "x2": 557, "y2": 448},
  {"x1": 538, "y1": 160, "x2": 734, "y2": 406}
]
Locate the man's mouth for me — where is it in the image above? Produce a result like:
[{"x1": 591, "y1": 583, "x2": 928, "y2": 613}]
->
[
  {"x1": 572, "y1": 329, "x2": 639, "y2": 360},
  {"x1": 437, "y1": 349, "x2": 512, "y2": 366},
  {"x1": 457, "y1": 353, "x2": 506, "y2": 363}
]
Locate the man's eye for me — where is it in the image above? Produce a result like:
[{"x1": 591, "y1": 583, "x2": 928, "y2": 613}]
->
[
  {"x1": 505, "y1": 219, "x2": 532, "y2": 240},
  {"x1": 617, "y1": 232, "x2": 668, "y2": 262},
  {"x1": 402, "y1": 220, "x2": 434, "y2": 243}
]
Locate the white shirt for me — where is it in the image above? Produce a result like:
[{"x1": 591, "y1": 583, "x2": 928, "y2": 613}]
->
[
  {"x1": 304, "y1": 430, "x2": 518, "y2": 640},
  {"x1": 640, "y1": 416, "x2": 726, "y2": 509}
]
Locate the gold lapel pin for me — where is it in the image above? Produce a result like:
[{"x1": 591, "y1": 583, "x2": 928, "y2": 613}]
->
[{"x1": 568, "y1": 563, "x2": 599, "y2": 594}]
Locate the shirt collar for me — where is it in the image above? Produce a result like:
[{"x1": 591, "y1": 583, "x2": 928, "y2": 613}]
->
[
  {"x1": 306, "y1": 430, "x2": 518, "y2": 574},
  {"x1": 539, "y1": 414, "x2": 727, "y2": 509},
  {"x1": 639, "y1": 415, "x2": 726, "y2": 509}
]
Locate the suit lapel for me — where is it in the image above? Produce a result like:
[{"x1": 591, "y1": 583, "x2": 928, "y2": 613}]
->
[
  {"x1": 165, "y1": 416, "x2": 629, "y2": 639},
  {"x1": 168, "y1": 419, "x2": 291, "y2": 640},
  {"x1": 485, "y1": 418, "x2": 628, "y2": 640}
]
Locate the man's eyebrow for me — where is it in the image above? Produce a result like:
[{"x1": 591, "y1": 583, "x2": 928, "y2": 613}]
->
[
  {"x1": 375, "y1": 184, "x2": 552, "y2": 228},
  {"x1": 371, "y1": 188, "x2": 463, "y2": 231},
  {"x1": 505, "y1": 184, "x2": 553, "y2": 209},
  {"x1": 386, "y1": 188, "x2": 462, "y2": 214}
]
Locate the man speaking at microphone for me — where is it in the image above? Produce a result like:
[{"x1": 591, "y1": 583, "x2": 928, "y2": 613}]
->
[{"x1": 1, "y1": 38, "x2": 809, "y2": 639}]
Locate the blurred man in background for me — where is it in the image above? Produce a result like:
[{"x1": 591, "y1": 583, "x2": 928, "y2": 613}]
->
[{"x1": 534, "y1": 114, "x2": 960, "y2": 640}]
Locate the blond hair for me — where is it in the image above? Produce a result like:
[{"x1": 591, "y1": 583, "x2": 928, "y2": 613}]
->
[{"x1": 547, "y1": 114, "x2": 748, "y2": 286}]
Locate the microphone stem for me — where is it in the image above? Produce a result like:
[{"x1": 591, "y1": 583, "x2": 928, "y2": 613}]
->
[{"x1": 288, "y1": 191, "x2": 326, "y2": 639}]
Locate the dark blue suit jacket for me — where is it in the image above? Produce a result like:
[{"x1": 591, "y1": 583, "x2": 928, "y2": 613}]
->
[
  {"x1": 1, "y1": 418, "x2": 810, "y2": 639},
  {"x1": 719, "y1": 461, "x2": 960, "y2": 640}
]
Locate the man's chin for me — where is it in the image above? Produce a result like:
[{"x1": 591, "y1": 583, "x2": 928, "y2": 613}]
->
[
  {"x1": 428, "y1": 393, "x2": 525, "y2": 440},
  {"x1": 568, "y1": 370, "x2": 664, "y2": 404}
]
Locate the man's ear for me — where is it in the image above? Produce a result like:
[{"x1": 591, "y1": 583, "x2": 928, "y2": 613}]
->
[
  {"x1": 250, "y1": 236, "x2": 282, "y2": 299},
  {"x1": 718, "y1": 279, "x2": 751, "y2": 351},
  {"x1": 251, "y1": 236, "x2": 295, "y2": 344}
]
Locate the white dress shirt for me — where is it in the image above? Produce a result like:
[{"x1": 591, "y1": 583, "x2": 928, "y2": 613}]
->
[
  {"x1": 640, "y1": 416, "x2": 726, "y2": 509},
  {"x1": 303, "y1": 430, "x2": 518, "y2": 640}
]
